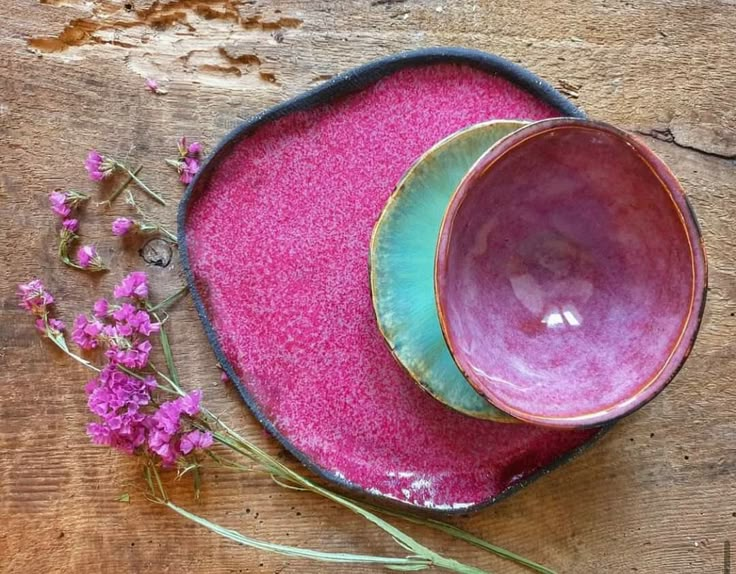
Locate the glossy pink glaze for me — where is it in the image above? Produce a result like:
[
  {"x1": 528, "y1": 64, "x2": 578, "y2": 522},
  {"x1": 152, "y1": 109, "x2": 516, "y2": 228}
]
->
[
  {"x1": 185, "y1": 64, "x2": 599, "y2": 510},
  {"x1": 437, "y1": 119, "x2": 706, "y2": 428}
]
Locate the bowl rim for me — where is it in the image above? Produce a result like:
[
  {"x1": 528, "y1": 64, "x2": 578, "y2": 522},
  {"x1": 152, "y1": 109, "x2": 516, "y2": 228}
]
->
[
  {"x1": 435, "y1": 117, "x2": 708, "y2": 429},
  {"x1": 369, "y1": 119, "x2": 528, "y2": 423}
]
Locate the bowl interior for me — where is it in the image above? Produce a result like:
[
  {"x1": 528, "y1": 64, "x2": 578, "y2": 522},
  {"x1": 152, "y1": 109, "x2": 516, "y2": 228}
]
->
[{"x1": 436, "y1": 119, "x2": 706, "y2": 427}]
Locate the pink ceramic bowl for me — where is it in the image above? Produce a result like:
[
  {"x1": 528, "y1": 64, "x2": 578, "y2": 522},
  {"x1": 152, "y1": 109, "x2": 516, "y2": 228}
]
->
[{"x1": 435, "y1": 118, "x2": 707, "y2": 428}]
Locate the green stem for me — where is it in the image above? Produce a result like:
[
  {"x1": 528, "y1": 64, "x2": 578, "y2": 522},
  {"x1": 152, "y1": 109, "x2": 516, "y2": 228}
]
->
[
  {"x1": 116, "y1": 162, "x2": 167, "y2": 205},
  {"x1": 147, "y1": 286, "x2": 188, "y2": 313},
  {"x1": 159, "y1": 226, "x2": 178, "y2": 243},
  {"x1": 200, "y1": 427, "x2": 489, "y2": 574},
  {"x1": 165, "y1": 501, "x2": 432, "y2": 570},
  {"x1": 362, "y1": 504, "x2": 556, "y2": 574},
  {"x1": 45, "y1": 326, "x2": 100, "y2": 373},
  {"x1": 106, "y1": 165, "x2": 143, "y2": 204}
]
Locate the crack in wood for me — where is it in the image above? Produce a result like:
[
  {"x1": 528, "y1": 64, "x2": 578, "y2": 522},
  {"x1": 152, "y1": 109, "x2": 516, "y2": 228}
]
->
[{"x1": 637, "y1": 126, "x2": 736, "y2": 161}]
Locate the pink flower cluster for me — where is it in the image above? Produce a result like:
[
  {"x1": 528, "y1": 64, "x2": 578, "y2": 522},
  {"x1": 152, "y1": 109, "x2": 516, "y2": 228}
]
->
[
  {"x1": 49, "y1": 190, "x2": 86, "y2": 234},
  {"x1": 148, "y1": 390, "x2": 213, "y2": 465},
  {"x1": 86, "y1": 366, "x2": 155, "y2": 454},
  {"x1": 112, "y1": 217, "x2": 135, "y2": 237},
  {"x1": 18, "y1": 279, "x2": 65, "y2": 336},
  {"x1": 85, "y1": 150, "x2": 116, "y2": 181},
  {"x1": 72, "y1": 273, "x2": 157, "y2": 370},
  {"x1": 173, "y1": 137, "x2": 203, "y2": 184},
  {"x1": 75, "y1": 271, "x2": 213, "y2": 465},
  {"x1": 86, "y1": 367, "x2": 212, "y2": 464}
]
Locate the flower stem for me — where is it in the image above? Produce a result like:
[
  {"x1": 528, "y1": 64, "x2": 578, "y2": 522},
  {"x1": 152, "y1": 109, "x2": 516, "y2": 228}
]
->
[
  {"x1": 116, "y1": 162, "x2": 167, "y2": 205},
  {"x1": 363, "y1": 504, "x2": 557, "y2": 574},
  {"x1": 200, "y1": 425, "x2": 489, "y2": 574},
  {"x1": 147, "y1": 286, "x2": 188, "y2": 314},
  {"x1": 106, "y1": 165, "x2": 143, "y2": 205},
  {"x1": 165, "y1": 501, "x2": 433, "y2": 570},
  {"x1": 159, "y1": 226, "x2": 178, "y2": 243},
  {"x1": 44, "y1": 325, "x2": 100, "y2": 373}
]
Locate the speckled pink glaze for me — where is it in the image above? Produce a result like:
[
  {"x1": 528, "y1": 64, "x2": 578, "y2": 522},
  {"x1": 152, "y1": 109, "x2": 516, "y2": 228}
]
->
[
  {"x1": 437, "y1": 119, "x2": 707, "y2": 429},
  {"x1": 185, "y1": 64, "x2": 599, "y2": 510}
]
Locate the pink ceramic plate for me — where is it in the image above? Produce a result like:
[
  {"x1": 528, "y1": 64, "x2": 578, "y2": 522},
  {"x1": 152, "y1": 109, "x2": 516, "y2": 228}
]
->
[
  {"x1": 436, "y1": 118, "x2": 707, "y2": 429},
  {"x1": 180, "y1": 49, "x2": 603, "y2": 512}
]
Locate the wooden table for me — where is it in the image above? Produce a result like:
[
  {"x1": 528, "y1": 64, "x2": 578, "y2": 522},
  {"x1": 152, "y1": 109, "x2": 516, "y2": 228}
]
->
[{"x1": 2, "y1": 1, "x2": 735, "y2": 572}]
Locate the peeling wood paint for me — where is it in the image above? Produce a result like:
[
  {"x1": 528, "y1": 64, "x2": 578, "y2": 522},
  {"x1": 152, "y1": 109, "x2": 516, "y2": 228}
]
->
[{"x1": 27, "y1": 0, "x2": 302, "y2": 88}]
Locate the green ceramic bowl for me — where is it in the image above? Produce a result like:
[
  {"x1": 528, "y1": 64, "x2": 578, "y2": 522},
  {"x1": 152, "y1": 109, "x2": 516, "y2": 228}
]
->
[{"x1": 370, "y1": 120, "x2": 527, "y2": 421}]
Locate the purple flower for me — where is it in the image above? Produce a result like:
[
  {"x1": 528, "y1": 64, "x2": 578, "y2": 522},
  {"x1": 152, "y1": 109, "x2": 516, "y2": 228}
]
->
[
  {"x1": 18, "y1": 279, "x2": 54, "y2": 315},
  {"x1": 85, "y1": 366, "x2": 153, "y2": 455},
  {"x1": 85, "y1": 150, "x2": 115, "y2": 181},
  {"x1": 62, "y1": 218, "x2": 79, "y2": 233},
  {"x1": 180, "y1": 430, "x2": 213, "y2": 454},
  {"x1": 187, "y1": 141, "x2": 203, "y2": 156},
  {"x1": 77, "y1": 245, "x2": 98, "y2": 268},
  {"x1": 177, "y1": 389, "x2": 202, "y2": 416},
  {"x1": 85, "y1": 151, "x2": 106, "y2": 181},
  {"x1": 93, "y1": 298, "x2": 109, "y2": 317},
  {"x1": 114, "y1": 271, "x2": 149, "y2": 300},
  {"x1": 145, "y1": 78, "x2": 167, "y2": 94},
  {"x1": 106, "y1": 340, "x2": 153, "y2": 369},
  {"x1": 35, "y1": 317, "x2": 65, "y2": 335},
  {"x1": 179, "y1": 156, "x2": 200, "y2": 184},
  {"x1": 112, "y1": 217, "x2": 134, "y2": 237},
  {"x1": 72, "y1": 314, "x2": 103, "y2": 350},
  {"x1": 50, "y1": 191, "x2": 71, "y2": 217}
]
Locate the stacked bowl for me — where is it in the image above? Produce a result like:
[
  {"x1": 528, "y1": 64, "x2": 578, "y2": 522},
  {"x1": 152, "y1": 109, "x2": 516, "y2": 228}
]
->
[
  {"x1": 182, "y1": 49, "x2": 708, "y2": 512},
  {"x1": 370, "y1": 117, "x2": 706, "y2": 429}
]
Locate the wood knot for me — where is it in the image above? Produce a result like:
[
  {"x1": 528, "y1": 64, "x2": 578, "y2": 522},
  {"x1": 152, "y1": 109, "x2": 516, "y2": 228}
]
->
[{"x1": 140, "y1": 238, "x2": 172, "y2": 267}]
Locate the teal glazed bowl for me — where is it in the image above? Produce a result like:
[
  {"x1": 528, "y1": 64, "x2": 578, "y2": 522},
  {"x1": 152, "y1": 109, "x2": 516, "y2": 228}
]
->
[
  {"x1": 436, "y1": 118, "x2": 707, "y2": 428},
  {"x1": 370, "y1": 120, "x2": 526, "y2": 422}
]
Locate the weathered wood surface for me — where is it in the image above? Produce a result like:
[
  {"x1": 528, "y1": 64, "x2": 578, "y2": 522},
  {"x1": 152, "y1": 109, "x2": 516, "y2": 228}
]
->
[{"x1": 1, "y1": 1, "x2": 735, "y2": 572}]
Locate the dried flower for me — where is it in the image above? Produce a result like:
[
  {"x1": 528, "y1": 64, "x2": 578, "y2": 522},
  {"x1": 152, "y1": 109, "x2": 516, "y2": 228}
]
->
[
  {"x1": 114, "y1": 271, "x2": 149, "y2": 300},
  {"x1": 144, "y1": 78, "x2": 167, "y2": 94},
  {"x1": 18, "y1": 279, "x2": 55, "y2": 315},
  {"x1": 168, "y1": 137, "x2": 204, "y2": 185},
  {"x1": 180, "y1": 429, "x2": 214, "y2": 454},
  {"x1": 72, "y1": 314, "x2": 103, "y2": 350},
  {"x1": 77, "y1": 245, "x2": 105, "y2": 270},
  {"x1": 112, "y1": 217, "x2": 135, "y2": 236},
  {"x1": 18, "y1": 280, "x2": 66, "y2": 341},
  {"x1": 93, "y1": 298, "x2": 109, "y2": 318},
  {"x1": 62, "y1": 218, "x2": 79, "y2": 233},
  {"x1": 148, "y1": 390, "x2": 208, "y2": 466},
  {"x1": 179, "y1": 157, "x2": 200, "y2": 184},
  {"x1": 85, "y1": 150, "x2": 116, "y2": 181},
  {"x1": 187, "y1": 141, "x2": 203, "y2": 156},
  {"x1": 50, "y1": 191, "x2": 72, "y2": 217},
  {"x1": 86, "y1": 365, "x2": 154, "y2": 454}
]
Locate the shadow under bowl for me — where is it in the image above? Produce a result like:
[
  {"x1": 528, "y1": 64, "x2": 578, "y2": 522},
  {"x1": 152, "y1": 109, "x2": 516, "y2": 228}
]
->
[{"x1": 435, "y1": 118, "x2": 707, "y2": 428}]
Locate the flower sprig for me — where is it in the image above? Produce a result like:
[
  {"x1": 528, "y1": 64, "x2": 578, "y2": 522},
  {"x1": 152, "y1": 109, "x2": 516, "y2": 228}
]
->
[
  {"x1": 86, "y1": 150, "x2": 167, "y2": 205},
  {"x1": 19, "y1": 272, "x2": 555, "y2": 574},
  {"x1": 114, "y1": 188, "x2": 177, "y2": 243},
  {"x1": 166, "y1": 137, "x2": 203, "y2": 184},
  {"x1": 50, "y1": 190, "x2": 107, "y2": 272},
  {"x1": 20, "y1": 148, "x2": 557, "y2": 574}
]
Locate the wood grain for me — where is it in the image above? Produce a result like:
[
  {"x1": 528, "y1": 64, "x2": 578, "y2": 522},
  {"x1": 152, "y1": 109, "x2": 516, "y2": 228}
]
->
[{"x1": 1, "y1": 1, "x2": 735, "y2": 572}]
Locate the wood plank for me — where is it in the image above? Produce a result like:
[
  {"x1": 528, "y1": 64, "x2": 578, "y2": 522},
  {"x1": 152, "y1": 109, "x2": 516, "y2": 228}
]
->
[{"x1": 1, "y1": 1, "x2": 734, "y2": 572}]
